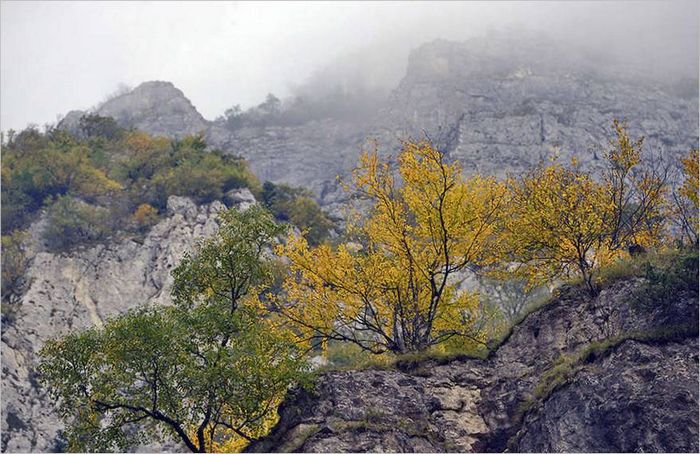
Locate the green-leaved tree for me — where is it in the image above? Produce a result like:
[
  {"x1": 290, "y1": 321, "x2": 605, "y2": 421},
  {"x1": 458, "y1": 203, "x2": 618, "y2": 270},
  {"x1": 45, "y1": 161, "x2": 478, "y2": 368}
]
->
[{"x1": 39, "y1": 206, "x2": 308, "y2": 452}]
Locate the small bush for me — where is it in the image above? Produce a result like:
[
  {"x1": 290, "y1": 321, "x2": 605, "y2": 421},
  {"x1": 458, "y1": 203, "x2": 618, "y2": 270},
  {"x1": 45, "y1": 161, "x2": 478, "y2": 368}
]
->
[
  {"x1": 131, "y1": 203, "x2": 159, "y2": 232},
  {"x1": 325, "y1": 341, "x2": 383, "y2": 369},
  {"x1": 634, "y1": 248, "x2": 699, "y2": 309},
  {"x1": 261, "y1": 181, "x2": 334, "y2": 245},
  {"x1": 78, "y1": 114, "x2": 123, "y2": 141}
]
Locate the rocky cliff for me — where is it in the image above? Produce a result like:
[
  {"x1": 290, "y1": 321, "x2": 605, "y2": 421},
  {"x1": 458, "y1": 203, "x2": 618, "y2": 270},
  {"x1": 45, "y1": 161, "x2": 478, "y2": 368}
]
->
[
  {"x1": 247, "y1": 278, "x2": 698, "y2": 453},
  {"x1": 59, "y1": 33, "x2": 698, "y2": 209},
  {"x1": 383, "y1": 36, "x2": 698, "y2": 179},
  {"x1": 1, "y1": 196, "x2": 232, "y2": 452}
]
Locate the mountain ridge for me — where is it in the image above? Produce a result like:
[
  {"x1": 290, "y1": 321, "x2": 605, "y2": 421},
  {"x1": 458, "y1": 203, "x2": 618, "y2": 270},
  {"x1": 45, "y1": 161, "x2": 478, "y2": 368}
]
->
[{"x1": 57, "y1": 35, "x2": 698, "y2": 215}]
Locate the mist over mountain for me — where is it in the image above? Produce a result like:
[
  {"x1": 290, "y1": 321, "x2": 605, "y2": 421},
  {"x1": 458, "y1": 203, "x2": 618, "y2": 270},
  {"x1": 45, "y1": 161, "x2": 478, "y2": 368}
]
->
[
  {"x1": 56, "y1": 30, "x2": 698, "y2": 216},
  {"x1": 2, "y1": 1, "x2": 698, "y2": 131}
]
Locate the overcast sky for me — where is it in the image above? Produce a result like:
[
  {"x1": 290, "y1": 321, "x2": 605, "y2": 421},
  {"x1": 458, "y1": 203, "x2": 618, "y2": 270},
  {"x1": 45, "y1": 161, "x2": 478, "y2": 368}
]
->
[{"x1": 1, "y1": 1, "x2": 698, "y2": 131}]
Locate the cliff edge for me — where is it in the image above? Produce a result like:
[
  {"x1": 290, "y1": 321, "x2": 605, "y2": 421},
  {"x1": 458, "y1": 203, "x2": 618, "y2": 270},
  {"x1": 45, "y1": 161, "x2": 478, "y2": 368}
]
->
[{"x1": 247, "y1": 264, "x2": 699, "y2": 453}]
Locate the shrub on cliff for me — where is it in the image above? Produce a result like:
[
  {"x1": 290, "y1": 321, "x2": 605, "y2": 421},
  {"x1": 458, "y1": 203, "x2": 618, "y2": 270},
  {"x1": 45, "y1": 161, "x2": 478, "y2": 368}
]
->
[
  {"x1": 1, "y1": 230, "x2": 32, "y2": 324},
  {"x1": 115, "y1": 132, "x2": 260, "y2": 210},
  {"x1": 503, "y1": 121, "x2": 668, "y2": 294},
  {"x1": 44, "y1": 196, "x2": 115, "y2": 252},
  {"x1": 261, "y1": 181, "x2": 334, "y2": 245}
]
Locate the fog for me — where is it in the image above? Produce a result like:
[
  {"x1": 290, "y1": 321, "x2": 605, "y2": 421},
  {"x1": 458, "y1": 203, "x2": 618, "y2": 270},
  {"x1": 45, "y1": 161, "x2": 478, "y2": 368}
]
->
[{"x1": 1, "y1": 0, "x2": 698, "y2": 131}]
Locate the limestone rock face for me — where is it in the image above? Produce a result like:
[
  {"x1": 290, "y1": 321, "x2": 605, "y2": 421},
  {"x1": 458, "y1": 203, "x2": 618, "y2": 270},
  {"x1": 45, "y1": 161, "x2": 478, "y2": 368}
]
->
[
  {"x1": 247, "y1": 280, "x2": 699, "y2": 453},
  {"x1": 60, "y1": 81, "x2": 209, "y2": 139},
  {"x1": 383, "y1": 36, "x2": 698, "y2": 180},
  {"x1": 224, "y1": 187, "x2": 257, "y2": 211},
  {"x1": 224, "y1": 34, "x2": 697, "y2": 206},
  {"x1": 515, "y1": 340, "x2": 699, "y2": 453},
  {"x1": 208, "y1": 118, "x2": 370, "y2": 210},
  {"x1": 1, "y1": 197, "x2": 225, "y2": 452}
]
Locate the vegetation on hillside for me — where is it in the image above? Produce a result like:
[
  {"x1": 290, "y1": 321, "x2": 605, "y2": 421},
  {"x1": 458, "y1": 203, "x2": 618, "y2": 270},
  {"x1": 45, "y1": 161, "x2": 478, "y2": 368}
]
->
[
  {"x1": 504, "y1": 120, "x2": 668, "y2": 294},
  {"x1": 275, "y1": 122, "x2": 685, "y2": 357},
  {"x1": 1, "y1": 118, "x2": 259, "y2": 244},
  {"x1": 33, "y1": 119, "x2": 699, "y2": 452},
  {"x1": 0, "y1": 117, "x2": 334, "y2": 322},
  {"x1": 1, "y1": 117, "x2": 334, "y2": 253}
]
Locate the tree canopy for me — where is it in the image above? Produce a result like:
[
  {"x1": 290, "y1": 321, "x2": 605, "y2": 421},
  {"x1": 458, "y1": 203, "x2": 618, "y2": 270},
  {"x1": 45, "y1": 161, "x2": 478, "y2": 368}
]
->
[
  {"x1": 504, "y1": 121, "x2": 668, "y2": 294},
  {"x1": 276, "y1": 141, "x2": 508, "y2": 354}
]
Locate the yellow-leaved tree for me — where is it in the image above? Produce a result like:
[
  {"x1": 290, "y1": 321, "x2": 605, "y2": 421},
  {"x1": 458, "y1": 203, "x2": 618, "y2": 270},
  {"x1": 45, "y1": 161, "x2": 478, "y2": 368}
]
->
[
  {"x1": 672, "y1": 148, "x2": 699, "y2": 246},
  {"x1": 505, "y1": 121, "x2": 667, "y2": 294},
  {"x1": 603, "y1": 120, "x2": 668, "y2": 251},
  {"x1": 276, "y1": 141, "x2": 508, "y2": 354}
]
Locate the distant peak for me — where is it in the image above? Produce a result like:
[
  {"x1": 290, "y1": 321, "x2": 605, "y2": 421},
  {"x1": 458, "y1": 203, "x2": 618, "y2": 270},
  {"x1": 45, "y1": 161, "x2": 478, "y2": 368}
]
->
[
  {"x1": 120, "y1": 80, "x2": 189, "y2": 100},
  {"x1": 92, "y1": 80, "x2": 209, "y2": 138}
]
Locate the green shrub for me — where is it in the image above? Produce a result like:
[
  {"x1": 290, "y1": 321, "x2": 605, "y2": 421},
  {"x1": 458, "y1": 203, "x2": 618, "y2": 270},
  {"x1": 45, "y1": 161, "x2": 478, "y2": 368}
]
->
[
  {"x1": 44, "y1": 197, "x2": 114, "y2": 252},
  {"x1": 634, "y1": 249, "x2": 699, "y2": 309},
  {"x1": 261, "y1": 181, "x2": 334, "y2": 244},
  {"x1": 325, "y1": 340, "x2": 379, "y2": 369}
]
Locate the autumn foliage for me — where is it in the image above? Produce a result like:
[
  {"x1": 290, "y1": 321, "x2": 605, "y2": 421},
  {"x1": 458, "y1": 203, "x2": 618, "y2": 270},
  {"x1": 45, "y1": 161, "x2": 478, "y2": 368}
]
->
[
  {"x1": 277, "y1": 141, "x2": 508, "y2": 354},
  {"x1": 277, "y1": 123, "x2": 678, "y2": 356},
  {"x1": 505, "y1": 121, "x2": 668, "y2": 294},
  {"x1": 672, "y1": 148, "x2": 699, "y2": 246}
]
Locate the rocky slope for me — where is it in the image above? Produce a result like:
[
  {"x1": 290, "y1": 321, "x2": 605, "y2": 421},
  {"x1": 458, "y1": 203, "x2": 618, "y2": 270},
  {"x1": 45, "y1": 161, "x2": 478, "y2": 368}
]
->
[
  {"x1": 247, "y1": 279, "x2": 699, "y2": 453},
  {"x1": 58, "y1": 33, "x2": 698, "y2": 210},
  {"x1": 60, "y1": 81, "x2": 209, "y2": 139},
  {"x1": 0, "y1": 196, "x2": 241, "y2": 452}
]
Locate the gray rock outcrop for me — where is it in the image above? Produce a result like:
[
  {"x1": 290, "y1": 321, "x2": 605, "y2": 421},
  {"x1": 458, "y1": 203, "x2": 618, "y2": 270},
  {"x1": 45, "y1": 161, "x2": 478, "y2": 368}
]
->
[
  {"x1": 1, "y1": 197, "x2": 225, "y2": 452},
  {"x1": 60, "y1": 81, "x2": 208, "y2": 139},
  {"x1": 247, "y1": 280, "x2": 699, "y2": 453},
  {"x1": 384, "y1": 36, "x2": 698, "y2": 180},
  {"x1": 515, "y1": 340, "x2": 698, "y2": 452}
]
